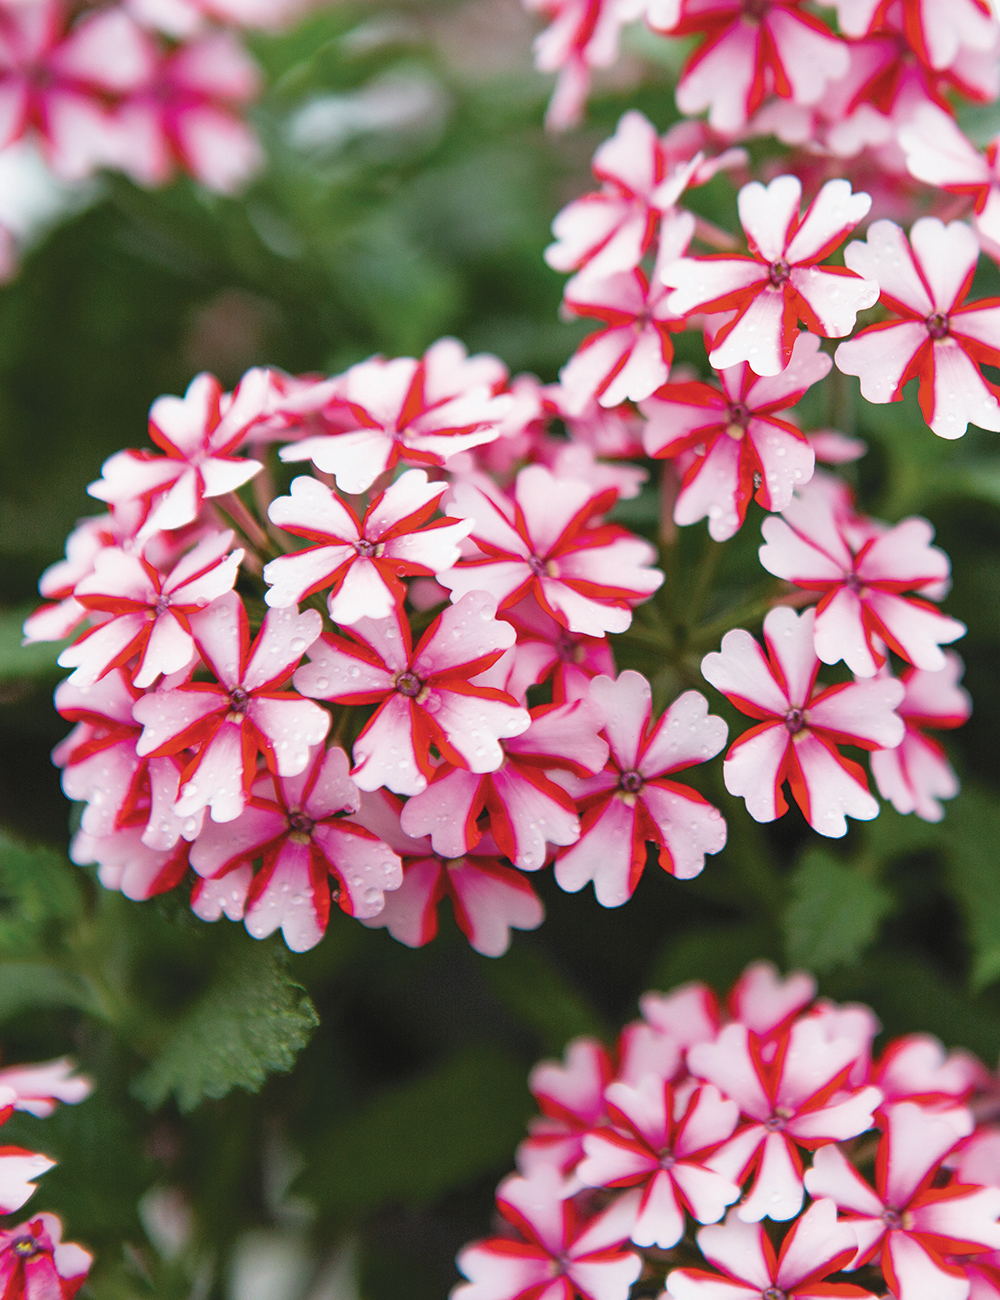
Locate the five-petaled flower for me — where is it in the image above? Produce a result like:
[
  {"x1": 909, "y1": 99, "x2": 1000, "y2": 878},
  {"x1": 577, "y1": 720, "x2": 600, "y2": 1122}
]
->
[
  {"x1": 641, "y1": 330, "x2": 827, "y2": 541},
  {"x1": 553, "y1": 671, "x2": 728, "y2": 907},
  {"x1": 805, "y1": 1101, "x2": 1000, "y2": 1300},
  {"x1": 835, "y1": 217, "x2": 1000, "y2": 438},
  {"x1": 88, "y1": 368, "x2": 269, "y2": 537},
  {"x1": 58, "y1": 531, "x2": 243, "y2": 687},
  {"x1": 577, "y1": 1076, "x2": 741, "y2": 1247},
  {"x1": 454, "y1": 1167, "x2": 642, "y2": 1300},
  {"x1": 701, "y1": 606, "x2": 905, "y2": 837},
  {"x1": 663, "y1": 175, "x2": 878, "y2": 377},
  {"x1": 263, "y1": 470, "x2": 472, "y2": 625},
  {"x1": 440, "y1": 465, "x2": 663, "y2": 638},
  {"x1": 277, "y1": 340, "x2": 512, "y2": 495},
  {"x1": 132, "y1": 592, "x2": 329, "y2": 823},
  {"x1": 293, "y1": 591, "x2": 529, "y2": 797},
  {"x1": 189, "y1": 745, "x2": 401, "y2": 951},
  {"x1": 758, "y1": 480, "x2": 966, "y2": 676}
]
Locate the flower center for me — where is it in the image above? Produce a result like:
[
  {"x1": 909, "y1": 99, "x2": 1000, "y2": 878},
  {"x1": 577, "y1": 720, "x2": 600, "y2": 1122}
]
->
[
  {"x1": 287, "y1": 809, "x2": 314, "y2": 840},
  {"x1": 395, "y1": 672, "x2": 423, "y2": 698},
  {"x1": 764, "y1": 1106, "x2": 794, "y2": 1133},
  {"x1": 784, "y1": 708, "x2": 806, "y2": 735},
  {"x1": 528, "y1": 554, "x2": 557, "y2": 578},
  {"x1": 659, "y1": 1150, "x2": 676, "y2": 1170},
  {"x1": 881, "y1": 1207, "x2": 913, "y2": 1230},
  {"x1": 845, "y1": 572, "x2": 863, "y2": 593},
  {"x1": 354, "y1": 539, "x2": 383, "y2": 558},
  {"x1": 153, "y1": 592, "x2": 171, "y2": 616},
  {"x1": 742, "y1": 0, "x2": 769, "y2": 19},
  {"x1": 926, "y1": 311, "x2": 949, "y2": 340},
  {"x1": 555, "y1": 633, "x2": 584, "y2": 665},
  {"x1": 762, "y1": 1289, "x2": 786, "y2": 1300},
  {"x1": 619, "y1": 770, "x2": 644, "y2": 794},
  {"x1": 11, "y1": 1238, "x2": 39, "y2": 1258},
  {"x1": 229, "y1": 687, "x2": 250, "y2": 715},
  {"x1": 768, "y1": 258, "x2": 791, "y2": 287},
  {"x1": 725, "y1": 401, "x2": 751, "y2": 440}
]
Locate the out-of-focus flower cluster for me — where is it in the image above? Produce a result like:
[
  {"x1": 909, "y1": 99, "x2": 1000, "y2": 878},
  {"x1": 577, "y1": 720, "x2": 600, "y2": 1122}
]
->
[
  {"x1": 452, "y1": 960, "x2": 1000, "y2": 1300},
  {"x1": 0, "y1": 0, "x2": 301, "y2": 276},
  {"x1": 0, "y1": 1055, "x2": 93, "y2": 1298},
  {"x1": 25, "y1": 0, "x2": 989, "y2": 960}
]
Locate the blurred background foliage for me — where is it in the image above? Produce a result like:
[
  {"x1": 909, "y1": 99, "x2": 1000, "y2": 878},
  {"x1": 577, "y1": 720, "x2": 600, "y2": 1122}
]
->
[{"x1": 1, "y1": 1, "x2": 1000, "y2": 1297}]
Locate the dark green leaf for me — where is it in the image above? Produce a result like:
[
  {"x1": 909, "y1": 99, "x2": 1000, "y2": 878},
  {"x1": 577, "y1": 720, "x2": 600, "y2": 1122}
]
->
[
  {"x1": 784, "y1": 849, "x2": 893, "y2": 973},
  {"x1": 647, "y1": 922, "x2": 777, "y2": 996},
  {"x1": 298, "y1": 1045, "x2": 532, "y2": 1217},
  {"x1": 0, "y1": 830, "x2": 84, "y2": 956},
  {"x1": 132, "y1": 942, "x2": 319, "y2": 1112}
]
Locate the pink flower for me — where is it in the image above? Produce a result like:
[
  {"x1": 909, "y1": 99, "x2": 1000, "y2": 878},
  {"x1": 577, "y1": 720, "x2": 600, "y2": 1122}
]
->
[
  {"x1": 0, "y1": 1060, "x2": 90, "y2": 1119},
  {"x1": 728, "y1": 961, "x2": 817, "y2": 1039},
  {"x1": 554, "y1": 671, "x2": 728, "y2": 908},
  {"x1": 640, "y1": 329, "x2": 827, "y2": 541},
  {"x1": 559, "y1": 264, "x2": 683, "y2": 414},
  {"x1": 524, "y1": 0, "x2": 642, "y2": 132},
  {"x1": 263, "y1": 470, "x2": 472, "y2": 625},
  {"x1": 440, "y1": 465, "x2": 663, "y2": 638},
  {"x1": 278, "y1": 341, "x2": 512, "y2": 495},
  {"x1": 832, "y1": 0, "x2": 998, "y2": 70},
  {"x1": 650, "y1": 2, "x2": 850, "y2": 135},
  {"x1": 0, "y1": 1, "x2": 153, "y2": 179},
  {"x1": 189, "y1": 746, "x2": 401, "y2": 951},
  {"x1": 58, "y1": 530, "x2": 242, "y2": 688},
  {"x1": 352, "y1": 790, "x2": 543, "y2": 958},
  {"x1": 687, "y1": 1016, "x2": 883, "y2": 1222},
  {"x1": 700, "y1": 606, "x2": 905, "y2": 837},
  {"x1": 71, "y1": 822, "x2": 191, "y2": 901},
  {"x1": 111, "y1": 30, "x2": 264, "y2": 193},
  {"x1": 545, "y1": 110, "x2": 744, "y2": 281},
  {"x1": 0, "y1": 1148, "x2": 55, "y2": 1217},
  {"x1": 804, "y1": 1102, "x2": 1000, "y2": 1300},
  {"x1": 758, "y1": 486, "x2": 966, "y2": 676},
  {"x1": 663, "y1": 175, "x2": 878, "y2": 377},
  {"x1": 53, "y1": 668, "x2": 202, "y2": 850},
  {"x1": 874, "y1": 1033, "x2": 985, "y2": 1106},
  {"x1": 0, "y1": 1212, "x2": 92, "y2": 1299},
  {"x1": 870, "y1": 654, "x2": 971, "y2": 821},
  {"x1": 453, "y1": 1168, "x2": 642, "y2": 1300},
  {"x1": 88, "y1": 368, "x2": 269, "y2": 535},
  {"x1": 666, "y1": 1200, "x2": 873, "y2": 1300},
  {"x1": 293, "y1": 591, "x2": 529, "y2": 796},
  {"x1": 519, "y1": 1038, "x2": 613, "y2": 1181},
  {"x1": 835, "y1": 217, "x2": 1000, "y2": 438},
  {"x1": 132, "y1": 593, "x2": 329, "y2": 823},
  {"x1": 577, "y1": 1078, "x2": 741, "y2": 1247},
  {"x1": 501, "y1": 596, "x2": 616, "y2": 706},
  {"x1": 899, "y1": 106, "x2": 1000, "y2": 262},
  {"x1": 398, "y1": 696, "x2": 609, "y2": 870}
]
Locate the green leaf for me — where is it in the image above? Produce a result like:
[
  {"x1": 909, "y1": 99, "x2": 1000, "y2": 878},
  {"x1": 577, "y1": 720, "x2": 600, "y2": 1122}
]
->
[
  {"x1": 297, "y1": 1045, "x2": 532, "y2": 1217},
  {"x1": 132, "y1": 942, "x2": 319, "y2": 1113},
  {"x1": 0, "y1": 830, "x2": 84, "y2": 956},
  {"x1": 942, "y1": 786, "x2": 1000, "y2": 990},
  {"x1": 478, "y1": 941, "x2": 606, "y2": 1052},
  {"x1": 784, "y1": 849, "x2": 893, "y2": 973},
  {"x1": 0, "y1": 606, "x2": 67, "y2": 683},
  {"x1": 0, "y1": 962, "x2": 95, "y2": 1020}
]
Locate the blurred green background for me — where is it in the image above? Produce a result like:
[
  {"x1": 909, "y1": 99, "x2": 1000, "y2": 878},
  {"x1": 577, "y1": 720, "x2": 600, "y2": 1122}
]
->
[{"x1": 1, "y1": 2, "x2": 1000, "y2": 1297}]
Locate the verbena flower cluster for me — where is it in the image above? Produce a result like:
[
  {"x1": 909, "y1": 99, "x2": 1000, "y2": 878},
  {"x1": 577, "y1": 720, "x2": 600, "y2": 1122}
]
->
[
  {"x1": 26, "y1": 0, "x2": 994, "y2": 958},
  {"x1": 453, "y1": 961, "x2": 1000, "y2": 1300},
  {"x1": 0, "y1": 1056, "x2": 92, "y2": 1299}
]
